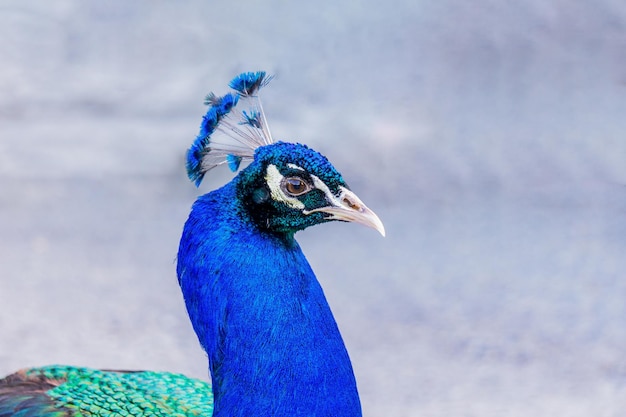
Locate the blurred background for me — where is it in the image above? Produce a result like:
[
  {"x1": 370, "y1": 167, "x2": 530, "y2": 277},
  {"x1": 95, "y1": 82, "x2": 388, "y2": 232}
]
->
[{"x1": 1, "y1": 1, "x2": 626, "y2": 416}]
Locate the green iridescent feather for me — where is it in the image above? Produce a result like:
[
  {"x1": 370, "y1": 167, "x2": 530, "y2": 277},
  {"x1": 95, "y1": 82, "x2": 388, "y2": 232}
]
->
[{"x1": 0, "y1": 366, "x2": 213, "y2": 417}]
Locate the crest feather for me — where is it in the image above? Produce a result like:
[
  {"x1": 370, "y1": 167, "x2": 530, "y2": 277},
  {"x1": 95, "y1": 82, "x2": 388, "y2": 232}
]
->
[{"x1": 186, "y1": 71, "x2": 274, "y2": 186}]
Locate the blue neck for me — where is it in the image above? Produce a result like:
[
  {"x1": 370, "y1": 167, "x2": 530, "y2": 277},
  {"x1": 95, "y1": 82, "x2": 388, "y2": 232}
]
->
[{"x1": 177, "y1": 182, "x2": 362, "y2": 417}]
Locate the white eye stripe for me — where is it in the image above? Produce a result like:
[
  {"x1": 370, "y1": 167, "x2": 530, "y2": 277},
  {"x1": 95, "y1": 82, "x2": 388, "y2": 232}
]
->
[
  {"x1": 309, "y1": 174, "x2": 336, "y2": 202},
  {"x1": 287, "y1": 163, "x2": 305, "y2": 171},
  {"x1": 302, "y1": 177, "x2": 354, "y2": 216},
  {"x1": 265, "y1": 164, "x2": 305, "y2": 209}
]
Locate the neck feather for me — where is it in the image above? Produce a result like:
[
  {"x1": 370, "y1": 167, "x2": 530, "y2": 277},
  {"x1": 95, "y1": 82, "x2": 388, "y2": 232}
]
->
[{"x1": 177, "y1": 183, "x2": 362, "y2": 417}]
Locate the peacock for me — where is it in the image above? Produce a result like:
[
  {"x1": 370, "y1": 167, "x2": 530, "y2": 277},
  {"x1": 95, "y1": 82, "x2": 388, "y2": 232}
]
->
[{"x1": 0, "y1": 71, "x2": 384, "y2": 417}]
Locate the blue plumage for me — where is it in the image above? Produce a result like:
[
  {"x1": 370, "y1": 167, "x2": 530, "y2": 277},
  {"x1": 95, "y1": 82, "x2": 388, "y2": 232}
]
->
[
  {"x1": 176, "y1": 70, "x2": 385, "y2": 413},
  {"x1": 225, "y1": 154, "x2": 242, "y2": 172},
  {"x1": 186, "y1": 71, "x2": 276, "y2": 185},
  {"x1": 228, "y1": 71, "x2": 273, "y2": 96},
  {"x1": 0, "y1": 71, "x2": 384, "y2": 417},
  {"x1": 178, "y1": 142, "x2": 370, "y2": 416}
]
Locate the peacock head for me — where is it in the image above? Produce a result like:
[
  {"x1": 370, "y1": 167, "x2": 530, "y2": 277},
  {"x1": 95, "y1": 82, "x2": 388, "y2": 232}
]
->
[
  {"x1": 235, "y1": 141, "x2": 384, "y2": 236},
  {"x1": 186, "y1": 71, "x2": 385, "y2": 237}
]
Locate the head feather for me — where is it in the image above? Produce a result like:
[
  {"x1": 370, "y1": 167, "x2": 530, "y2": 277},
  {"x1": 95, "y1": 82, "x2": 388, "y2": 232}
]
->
[{"x1": 187, "y1": 71, "x2": 274, "y2": 186}]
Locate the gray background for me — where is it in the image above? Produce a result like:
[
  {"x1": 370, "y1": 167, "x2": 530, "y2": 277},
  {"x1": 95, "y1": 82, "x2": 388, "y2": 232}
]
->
[{"x1": 1, "y1": 1, "x2": 626, "y2": 416}]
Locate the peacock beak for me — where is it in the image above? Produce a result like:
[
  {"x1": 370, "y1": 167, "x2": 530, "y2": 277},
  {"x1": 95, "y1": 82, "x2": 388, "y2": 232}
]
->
[{"x1": 304, "y1": 187, "x2": 386, "y2": 237}]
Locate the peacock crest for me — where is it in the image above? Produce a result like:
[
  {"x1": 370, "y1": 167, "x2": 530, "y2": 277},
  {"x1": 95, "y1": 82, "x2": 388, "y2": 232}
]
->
[{"x1": 187, "y1": 71, "x2": 275, "y2": 186}]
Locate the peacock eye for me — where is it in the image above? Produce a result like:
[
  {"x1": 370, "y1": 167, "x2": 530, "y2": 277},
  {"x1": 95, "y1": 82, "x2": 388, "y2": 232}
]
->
[{"x1": 282, "y1": 176, "x2": 310, "y2": 197}]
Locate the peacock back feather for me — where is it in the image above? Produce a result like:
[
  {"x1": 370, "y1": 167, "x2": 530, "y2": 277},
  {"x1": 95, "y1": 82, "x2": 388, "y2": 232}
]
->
[{"x1": 0, "y1": 366, "x2": 213, "y2": 417}]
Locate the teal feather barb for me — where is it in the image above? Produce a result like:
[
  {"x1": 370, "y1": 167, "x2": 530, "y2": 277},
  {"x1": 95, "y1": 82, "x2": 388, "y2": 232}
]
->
[{"x1": 0, "y1": 366, "x2": 213, "y2": 417}]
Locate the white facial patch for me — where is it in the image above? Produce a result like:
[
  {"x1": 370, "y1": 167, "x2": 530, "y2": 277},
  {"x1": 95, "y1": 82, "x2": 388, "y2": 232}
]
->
[{"x1": 265, "y1": 164, "x2": 305, "y2": 209}]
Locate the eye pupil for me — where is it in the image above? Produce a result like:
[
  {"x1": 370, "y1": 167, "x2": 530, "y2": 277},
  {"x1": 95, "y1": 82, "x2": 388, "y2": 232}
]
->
[{"x1": 284, "y1": 177, "x2": 308, "y2": 196}]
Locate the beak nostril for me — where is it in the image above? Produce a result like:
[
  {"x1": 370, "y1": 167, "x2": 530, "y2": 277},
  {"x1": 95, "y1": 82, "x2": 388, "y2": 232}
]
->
[{"x1": 342, "y1": 197, "x2": 362, "y2": 212}]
